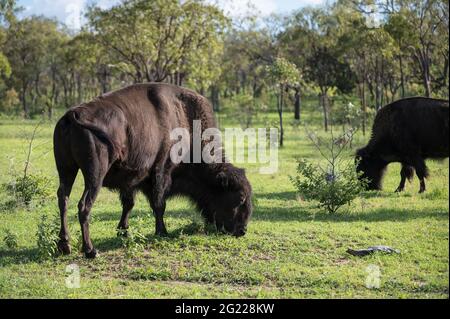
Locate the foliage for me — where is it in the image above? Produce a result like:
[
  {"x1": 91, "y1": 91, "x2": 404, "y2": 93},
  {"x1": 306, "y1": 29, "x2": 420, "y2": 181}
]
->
[
  {"x1": 3, "y1": 173, "x2": 52, "y2": 208},
  {"x1": 290, "y1": 128, "x2": 367, "y2": 213},
  {"x1": 86, "y1": 0, "x2": 228, "y2": 86},
  {"x1": 36, "y1": 214, "x2": 60, "y2": 260},
  {"x1": 267, "y1": 57, "x2": 300, "y2": 146},
  {"x1": 291, "y1": 158, "x2": 367, "y2": 214},
  {"x1": 119, "y1": 215, "x2": 149, "y2": 258},
  {"x1": 267, "y1": 57, "x2": 300, "y2": 87},
  {"x1": 2, "y1": 228, "x2": 18, "y2": 249},
  {"x1": 0, "y1": 88, "x2": 18, "y2": 113}
]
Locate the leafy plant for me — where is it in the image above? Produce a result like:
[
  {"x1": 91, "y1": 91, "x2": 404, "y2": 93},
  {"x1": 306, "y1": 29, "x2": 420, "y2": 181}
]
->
[
  {"x1": 36, "y1": 214, "x2": 60, "y2": 259},
  {"x1": 119, "y1": 216, "x2": 148, "y2": 258},
  {"x1": 1, "y1": 120, "x2": 53, "y2": 209},
  {"x1": 3, "y1": 229, "x2": 18, "y2": 250},
  {"x1": 290, "y1": 127, "x2": 367, "y2": 213},
  {"x1": 4, "y1": 173, "x2": 52, "y2": 208}
]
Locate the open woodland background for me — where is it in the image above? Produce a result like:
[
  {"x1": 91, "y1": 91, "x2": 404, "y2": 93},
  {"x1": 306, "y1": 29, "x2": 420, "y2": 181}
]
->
[
  {"x1": 0, "y1": 0, "x2": 448, "y2": 124},
  {"x1": 0, "y1": 0, "x2": 448, "y2": 298}
]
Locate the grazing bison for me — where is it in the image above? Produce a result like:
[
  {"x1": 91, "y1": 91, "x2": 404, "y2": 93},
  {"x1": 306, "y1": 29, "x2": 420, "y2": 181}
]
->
[
  {"x1": 54, "y1": 83, "x2": 252, "y2": 258},
  {"x1": 356, "y1": 97, "x2": 449, "y2": 193}
]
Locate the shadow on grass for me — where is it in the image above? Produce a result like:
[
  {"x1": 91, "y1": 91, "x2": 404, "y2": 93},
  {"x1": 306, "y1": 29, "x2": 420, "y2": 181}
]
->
[
  {"x1": 257, "y1": 191, "x2": 298, "y2": 201},
  {"x1": 93, "y1": 208, "x2": 194, "y2": 223},
  {"x1": 0, "y1": 221, "x2": 212, "y2": 266},
  {"x1": 253, "y1": 205, "x2": 448, "y2": 223},
  {"x1": 95, "y1": 221, "x2": 215, "y2": 253},
  {"x1": 0, "y1": 247, "x2": 40, "y2": 267}
]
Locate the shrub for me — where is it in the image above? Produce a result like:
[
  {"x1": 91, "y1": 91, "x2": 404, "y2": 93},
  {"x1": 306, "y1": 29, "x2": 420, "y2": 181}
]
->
[
  {"x1": 291, "y1": 158, "x2": 366, "y2": 214},
  {"x1": 3, "y1": 229, "x2": 19, "y2": 250},
  {"x1": 290, "y1": 127, "x2": 367, "y2": 214},
  {"x1": 36, "y1": 214, "x2": 60, "y2": 259},
  {"x1": 0, "y1": 89, "x2": 20, "y2": 114},
  {"x1": 119, "y1": 216, "x2": 148, "y2": 258},
  {"x1": 3, "y1": 173, "x2": 52, "y2": 208}
]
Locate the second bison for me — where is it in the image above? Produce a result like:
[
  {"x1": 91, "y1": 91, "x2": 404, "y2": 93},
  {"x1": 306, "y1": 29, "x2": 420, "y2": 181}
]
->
[{"x1": 356, "y1": 97, "x2": 449, "y2": 193}]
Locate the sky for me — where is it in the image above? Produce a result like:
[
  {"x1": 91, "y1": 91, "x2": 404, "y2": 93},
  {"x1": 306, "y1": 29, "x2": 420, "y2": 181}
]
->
[{"x1": 17, "y1": 0, "x2": 326, "y2": 29}]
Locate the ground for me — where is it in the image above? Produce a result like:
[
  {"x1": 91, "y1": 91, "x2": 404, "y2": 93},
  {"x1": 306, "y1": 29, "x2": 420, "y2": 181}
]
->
[{"x1": 0, "y1": 99, "x2": 448, "y2": 298}]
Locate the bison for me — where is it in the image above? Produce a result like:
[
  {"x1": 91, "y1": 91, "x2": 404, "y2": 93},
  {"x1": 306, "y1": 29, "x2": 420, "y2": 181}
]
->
[
  {"x1": 53, "y1": 83, "x2": 252, "y2": 258},
  {"x1": 356, "y1": 97, "x2": 449, "y2": 193}
]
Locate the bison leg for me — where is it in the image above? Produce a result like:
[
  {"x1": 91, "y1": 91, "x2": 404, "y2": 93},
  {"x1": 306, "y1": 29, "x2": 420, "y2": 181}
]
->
[
  {"x1": 395, "y1": 164, "x2": 414, "y2": 193},
  {"x1": 56, "y1": 167, "x2": 78, "y2": 255},
  {"x1": 78, "y1": 180, "x2": 102, "y2": 258},
  {"x1": 150, "y1": 174, "x2": 169, "y2": 236},
  {"x1": 117, "y1": 189, "x2": 137, "y2": 236},
  {"x1": 76, "y1": 154, "x2": 108, "y2": 258},
  {"x1": 408, "y1": 157, "x2": 429, "y2": 193},
  {"x1": 146, "y1": 161, "x2": 176, "y2": 236}
]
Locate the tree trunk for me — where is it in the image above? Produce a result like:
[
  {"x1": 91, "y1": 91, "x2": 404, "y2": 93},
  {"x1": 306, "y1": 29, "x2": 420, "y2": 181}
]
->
[
  {"x1": 278, "y1": 86, "x2": 284, "y2": 147},
  {"x1": 210, "y1": 85, "x2": 220, "y2": 112},
  {"x1": 294, "y1": 87, "x2": 301, "y2": 121},
  {"x1": 422, "y1": 61, "x2": 432, "y2": 97},
  {"x1": 321, "y1": 90, "x2": 329, "y2": 132},
  {"x1": 399, "y1": 55, "x2": 405, "y2": 98},
  {"x1": 21, "y1": 87, "x2": 28, "y2": 118}
]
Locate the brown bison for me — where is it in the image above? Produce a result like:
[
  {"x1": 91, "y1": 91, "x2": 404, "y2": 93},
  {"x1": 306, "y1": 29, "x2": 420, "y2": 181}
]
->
[
  {"x1": 53, "y1": 83, "x2": 252, "y2": 258},
  {"x1": 356, "y1": 97, "x2": 449, "y2": 193}
]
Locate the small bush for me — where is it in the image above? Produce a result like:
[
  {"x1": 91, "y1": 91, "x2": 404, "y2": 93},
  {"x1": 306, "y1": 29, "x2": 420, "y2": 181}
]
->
[
  {"x1": 291, "y1": 127, "x2": 367, "y2": 214},
  {"x1": 119, "y1": 216, "x2": 148, "y2": 258},
  {"x1": 3, "y1": 229, "x2": 19, "y2": 250},
  {"x1": 3, "y1": 173, "x2": 52, "y2": 209},
  {"x1": 291, "y1": 158, "x2": 367, "y2": 214},
  {"x1": 36, "y1": 214, "x2": 60, "y2": 259}
]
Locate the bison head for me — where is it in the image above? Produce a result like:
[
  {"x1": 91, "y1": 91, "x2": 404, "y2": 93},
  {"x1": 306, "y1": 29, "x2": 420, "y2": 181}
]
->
[
  {"x1": 355, "y1": 147, "x2": 387, "y2": 190},
  {"x1": 169, "y1": 164, "x2": 253, "y2": 237},
  {"x1": 206, "y1": 169, "x2": 253, "y2": 237}
]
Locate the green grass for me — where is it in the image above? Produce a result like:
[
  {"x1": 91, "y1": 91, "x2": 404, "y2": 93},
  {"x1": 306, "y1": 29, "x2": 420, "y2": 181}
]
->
[{"x1": 0, "y1": 99, "x2": 448, "y2": 298}]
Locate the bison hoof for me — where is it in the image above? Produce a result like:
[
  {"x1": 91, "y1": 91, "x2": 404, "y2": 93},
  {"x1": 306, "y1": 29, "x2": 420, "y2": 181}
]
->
[
  {"x1": 57, "y1": 240, "x2": 71, "y2": 255},
  {"x1": 84, "y1": 248, "x2": 98, "y2": 259}
]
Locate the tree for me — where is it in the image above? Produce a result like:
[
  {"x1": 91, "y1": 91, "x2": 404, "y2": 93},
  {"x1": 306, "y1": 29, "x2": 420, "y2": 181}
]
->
[
  {"x1": 86, "y1": 0, "x2": 228, "y2": 85},
  {"x1": 4, "y1": 16, "x2": 63, "y2": 117},
  {"x1": 306, "y1": 47, "x2": 356, "y2": 131},
  {"x1": 267, "y1": 57, "x2": 300, "y2": 146}
]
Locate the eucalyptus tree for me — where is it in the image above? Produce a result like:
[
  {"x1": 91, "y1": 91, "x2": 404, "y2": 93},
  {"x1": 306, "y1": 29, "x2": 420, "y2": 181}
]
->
[
  {"x1": 86, "y1": 0, "x2": 228, "y2": 86},
  {"x1": 267, "y1": 57, "x2": 300, "y2": 146}
]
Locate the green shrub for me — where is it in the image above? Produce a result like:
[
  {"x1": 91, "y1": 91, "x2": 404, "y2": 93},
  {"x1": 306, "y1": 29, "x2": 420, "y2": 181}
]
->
[
  {"x1": 119, "y1": 216, "x2": 148, "y2": 258},
  {"x1": 3, "y1": 173, "x2": 52, "y2": 208},
  {"x1": 291, "y1": 158, "x2": 367, "y2": 214},
  {"x1": 3, "y1": 229, "x2": 19, "y2": 250},
  {"x1": 36, "y1": 214, "x2": 60, "y2": 259}
]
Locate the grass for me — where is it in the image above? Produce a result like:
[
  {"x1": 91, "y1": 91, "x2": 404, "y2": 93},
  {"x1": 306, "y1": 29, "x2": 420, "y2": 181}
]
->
[{"x1": 0, "y1": 98, "x2": 448, "y2": 298}]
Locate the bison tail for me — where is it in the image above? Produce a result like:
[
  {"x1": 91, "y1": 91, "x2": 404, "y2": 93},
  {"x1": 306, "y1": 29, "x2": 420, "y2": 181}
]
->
[{"x1": 66, "y1": 109, "x2": 119, "y2": 161}]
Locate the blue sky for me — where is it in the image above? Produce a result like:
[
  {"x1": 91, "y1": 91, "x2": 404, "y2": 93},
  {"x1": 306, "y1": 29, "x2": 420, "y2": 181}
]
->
[{"x1": 17, "y1": 0, "x2": 326, "y2": 29}]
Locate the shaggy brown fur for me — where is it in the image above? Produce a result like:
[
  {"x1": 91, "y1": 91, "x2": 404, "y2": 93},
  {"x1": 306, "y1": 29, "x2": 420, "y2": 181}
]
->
[
  {"x1": 53, "y1": 83, "x2": 252, "y2": 258},
  {"x1": 356, "y1": 97, "x2": 449, "y2": 193}
]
